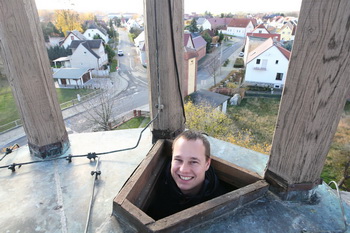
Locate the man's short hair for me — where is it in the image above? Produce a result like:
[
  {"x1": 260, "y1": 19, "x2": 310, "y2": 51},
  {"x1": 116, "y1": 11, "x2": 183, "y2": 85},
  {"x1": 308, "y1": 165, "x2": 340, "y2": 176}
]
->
[{"x1": 172, "y1": 130, "x2": 211, "y2": 160}]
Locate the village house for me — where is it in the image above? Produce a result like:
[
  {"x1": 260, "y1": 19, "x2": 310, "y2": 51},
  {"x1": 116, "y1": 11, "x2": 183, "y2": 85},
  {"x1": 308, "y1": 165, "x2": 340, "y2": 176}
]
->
[
  {"x1": 277, "y1": 22, "x2": 295, "y2": 41},
  {"x1": 192, "y1": 34, "x2": 207, "y2": 61},
  {"x1": 201, "y1": 17, "x2": 232, "y2": 32},
  {"x1": 222, "y1": 18, "x2": 257, "y2": 37},
  {"x1": 69, "y1": 39, "x2": 108, "y2": 70},
  {"x1": 59, "y1": 30, "x2": 87, "y2": 48},
  {"x1": 244, "y1": 37, "x2": 291, "y2": 88},
  {"x1": 83, "y1": 24, "x2": 109, "y2": 43}
]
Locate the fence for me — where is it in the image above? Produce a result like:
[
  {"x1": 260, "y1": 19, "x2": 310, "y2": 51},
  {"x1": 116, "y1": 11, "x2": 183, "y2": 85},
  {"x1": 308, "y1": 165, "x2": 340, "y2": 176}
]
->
[
  {"x1": 0, "y1": 90, "x2": 101, "y2": 134},
  {"x1": 91, "y1": 70, "x2": 109, "y2": 77}
]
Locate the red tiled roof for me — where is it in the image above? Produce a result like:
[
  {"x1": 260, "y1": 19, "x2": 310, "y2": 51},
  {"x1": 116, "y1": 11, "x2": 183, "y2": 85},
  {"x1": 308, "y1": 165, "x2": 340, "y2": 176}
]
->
[
  {"x1": 207, "y1": 18, "x2": 232, "y2": 28},
  {"x1": 276, "y1": 45, "x2": 291, "y2": 60},
  {"x1": 246, "y1": 33, "x2": 281, "y2": 41},
  {"x1": 228, "y1": 18, "x2": 254, "y2": 28},
  {"x1": 247, "y1": 37, "x2": 291, "y2": 63}
]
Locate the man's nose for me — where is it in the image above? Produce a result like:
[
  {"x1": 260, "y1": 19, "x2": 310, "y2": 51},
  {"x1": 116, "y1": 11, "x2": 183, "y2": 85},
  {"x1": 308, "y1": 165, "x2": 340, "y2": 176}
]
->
[{"x1": 179, "y1": 163, "x2": 189, "y2": 172}]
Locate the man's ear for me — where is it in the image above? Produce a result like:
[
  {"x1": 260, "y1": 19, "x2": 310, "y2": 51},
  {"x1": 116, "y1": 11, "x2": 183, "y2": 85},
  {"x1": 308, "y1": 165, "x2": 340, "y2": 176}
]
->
[{"x1": 205, "y1": 158, "x2": 211, "y2": 171}]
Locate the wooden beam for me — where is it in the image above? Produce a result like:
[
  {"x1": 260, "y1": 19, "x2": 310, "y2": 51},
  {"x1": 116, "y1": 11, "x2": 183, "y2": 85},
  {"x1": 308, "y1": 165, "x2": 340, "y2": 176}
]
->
[
  {"x1": 0, "y1": 0, "x2": 69, "y2": 158},
  {"x1": 266, "y1": 0, "x2": 350, "y2": 191},
  {"x1": 144, "y1": 0, "x2": 185, "y2": 141}
]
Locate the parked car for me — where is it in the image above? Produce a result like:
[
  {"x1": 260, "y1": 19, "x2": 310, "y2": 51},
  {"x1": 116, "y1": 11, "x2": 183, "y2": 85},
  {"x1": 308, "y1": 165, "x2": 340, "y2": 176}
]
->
[
  {"x1": 118, "y1": 50, "x2": 124, "y2": 56},
  {"x1": 239, "y1": 52, "x2": 244, "y2": 57}
]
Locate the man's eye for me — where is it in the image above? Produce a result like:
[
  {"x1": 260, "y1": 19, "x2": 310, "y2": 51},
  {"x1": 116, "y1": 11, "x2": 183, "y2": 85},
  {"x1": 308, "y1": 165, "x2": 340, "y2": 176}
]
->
[{"x1": 190, "y1": 161, "x2": 198, "y2": 164}]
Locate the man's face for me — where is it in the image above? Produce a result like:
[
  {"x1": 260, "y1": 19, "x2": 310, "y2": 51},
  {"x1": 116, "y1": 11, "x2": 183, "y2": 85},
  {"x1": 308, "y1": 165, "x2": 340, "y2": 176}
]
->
[{"x1": 171, "y1": 137, "x2": 211, "y2": 195}]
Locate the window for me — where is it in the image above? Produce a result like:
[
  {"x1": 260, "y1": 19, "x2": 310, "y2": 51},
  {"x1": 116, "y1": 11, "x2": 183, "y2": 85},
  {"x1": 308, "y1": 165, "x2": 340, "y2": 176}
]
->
[
  {"x1": 71, "y1": 36, "x2": 74, "y2": 40},
  {"x1": 276, "y1": 73, "x2": 283, "y2": 80},
  {"x1": 256, "y1": 59, "x2": 261, "y2": 64},
  {"x1": 275, "y1": 60, "x2": 279, "y2": 64}
]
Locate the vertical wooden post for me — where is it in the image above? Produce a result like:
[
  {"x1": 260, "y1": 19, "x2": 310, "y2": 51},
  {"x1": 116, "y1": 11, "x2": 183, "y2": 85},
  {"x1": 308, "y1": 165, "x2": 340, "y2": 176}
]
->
[
  {"x1": 144, "y1": 0, "x2": 185, "y2": 142},
  {"x1": 0, "y1": 0, "x2": 69, "y2": 158},
  {"x1": 265, "y1": 0, "x2": 350, "y2": 195}
]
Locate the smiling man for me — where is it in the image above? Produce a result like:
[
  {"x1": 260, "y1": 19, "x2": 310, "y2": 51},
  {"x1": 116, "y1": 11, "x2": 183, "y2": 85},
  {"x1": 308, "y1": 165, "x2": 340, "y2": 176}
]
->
[{"x1": 147, "y1": 130, "x2": 227, "y2": 220}]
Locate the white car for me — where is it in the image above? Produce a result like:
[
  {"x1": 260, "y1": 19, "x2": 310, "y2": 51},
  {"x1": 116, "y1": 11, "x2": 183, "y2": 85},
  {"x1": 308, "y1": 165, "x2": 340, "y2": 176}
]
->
[
  {"x1": 239, "y1": 52, "x2": 244, "y2": 57},
  {"x1": 118, "y1": 50, "x2": 124, "y2": 56}
]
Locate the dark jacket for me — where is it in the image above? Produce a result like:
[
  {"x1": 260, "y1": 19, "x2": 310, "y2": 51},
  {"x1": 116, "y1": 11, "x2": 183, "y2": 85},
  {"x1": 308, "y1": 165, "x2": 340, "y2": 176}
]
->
[{"x1": 146, "y1": 162, "x2": 227, "y2": 220}]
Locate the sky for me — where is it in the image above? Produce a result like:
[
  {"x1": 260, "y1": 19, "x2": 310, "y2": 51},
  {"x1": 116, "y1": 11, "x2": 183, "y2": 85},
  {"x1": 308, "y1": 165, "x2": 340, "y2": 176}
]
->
[{"x1": 35, "y1": 0, "x2": 303, "y2": 14}]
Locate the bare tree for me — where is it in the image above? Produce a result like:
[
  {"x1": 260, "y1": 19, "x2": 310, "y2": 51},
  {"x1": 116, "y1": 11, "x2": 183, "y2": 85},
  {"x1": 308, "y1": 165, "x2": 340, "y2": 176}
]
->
[
  {"x1": 81, "y1": 77, "x2": 122, "y2": 131},
  {"x1": 205, "y1": 51, "x2": 221, "y2": 86}
]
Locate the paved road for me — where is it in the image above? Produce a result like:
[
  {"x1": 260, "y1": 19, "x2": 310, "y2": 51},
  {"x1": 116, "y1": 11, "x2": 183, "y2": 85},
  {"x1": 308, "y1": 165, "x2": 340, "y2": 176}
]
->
[{"x1": 197, "y1": 37, "x2": 244, "y2": 90}]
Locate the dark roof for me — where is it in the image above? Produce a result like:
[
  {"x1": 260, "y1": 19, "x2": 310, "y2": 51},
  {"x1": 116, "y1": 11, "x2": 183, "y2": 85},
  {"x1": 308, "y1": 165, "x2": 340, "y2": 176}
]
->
[
  {"x1": 192, "y1": 36, "x2": 207, "y2": 50},
  {"x1": 70, "y1": 39, "x2": 103, "y2": 49},
  {"x1": 87, "y1": 23, "x2": 108, "y2": 36},
  {"x1": 188, "y1": 90, "x2": 229, "y2": 108},
  {"x1": 70, "y1": 40, "x2": 103, "y2": 59}
]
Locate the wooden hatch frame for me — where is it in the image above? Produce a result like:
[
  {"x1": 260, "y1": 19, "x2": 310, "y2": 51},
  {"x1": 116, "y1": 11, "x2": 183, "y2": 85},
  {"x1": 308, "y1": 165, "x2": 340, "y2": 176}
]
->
[{"x1": 113, "y1": 139, "x2": 269, "y2": 232}]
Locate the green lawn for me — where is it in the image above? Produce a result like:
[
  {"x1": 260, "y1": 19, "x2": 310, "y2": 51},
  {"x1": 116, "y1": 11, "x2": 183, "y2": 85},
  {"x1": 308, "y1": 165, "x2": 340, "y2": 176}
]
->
[
  {"x1": 115, "y1": 116, "x2": 150, "y2": 130},
  {"x1": 56, "y1": 88, "x2": 94, "y2": 104},
  {"x1": 0, "y1": 88, "x2": 94, "y2": 130}
]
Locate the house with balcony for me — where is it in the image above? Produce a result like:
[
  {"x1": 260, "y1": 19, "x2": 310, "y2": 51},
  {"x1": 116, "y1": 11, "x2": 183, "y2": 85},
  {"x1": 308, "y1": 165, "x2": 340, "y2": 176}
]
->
[{"x1": 244, "y1": 37, "x2": 291, "y2": 88}]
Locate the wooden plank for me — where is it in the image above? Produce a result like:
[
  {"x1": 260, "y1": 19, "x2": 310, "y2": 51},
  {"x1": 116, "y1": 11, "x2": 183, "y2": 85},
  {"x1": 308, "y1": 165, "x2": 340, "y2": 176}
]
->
[
  {"x1": 144, "y1": 0, "x2": 185, "y2": 140},
  {"x1": 211, "y1": 155, "x2": 262, "y2": 188},
  {"x1": 148, "y1": 180, "x2": 269, "y2": 232},
  {"x1": 114, "y1": 140, "x2": 165, "y2": 205},
  {"x1": 266, "y1": 0, "x2": 350, "y2": 187},
  {"x1": 113, "y1": 200, "x2": 154, "y2": 233},
  {"x1": 0, "y1": 0, "x2": 68, "y2": 158}
]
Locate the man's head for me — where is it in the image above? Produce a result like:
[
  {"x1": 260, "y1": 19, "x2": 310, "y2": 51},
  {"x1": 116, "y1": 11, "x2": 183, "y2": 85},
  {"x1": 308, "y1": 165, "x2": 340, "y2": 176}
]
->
[{"x1": 171, "y1": 130, "x2": 211, "y2": 196}]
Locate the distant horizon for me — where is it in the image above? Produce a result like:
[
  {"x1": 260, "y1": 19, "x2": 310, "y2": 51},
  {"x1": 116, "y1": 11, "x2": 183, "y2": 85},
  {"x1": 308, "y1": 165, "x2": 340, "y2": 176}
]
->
[{"x1": 35, "y1": 0, "x2": 302, "y2": 15}]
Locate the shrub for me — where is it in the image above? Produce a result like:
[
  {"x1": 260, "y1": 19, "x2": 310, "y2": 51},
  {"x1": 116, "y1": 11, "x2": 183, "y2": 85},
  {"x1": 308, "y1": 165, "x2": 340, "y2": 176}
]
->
[{"x1": 234, "y1": 58, "x2": 244, "y2": 68}]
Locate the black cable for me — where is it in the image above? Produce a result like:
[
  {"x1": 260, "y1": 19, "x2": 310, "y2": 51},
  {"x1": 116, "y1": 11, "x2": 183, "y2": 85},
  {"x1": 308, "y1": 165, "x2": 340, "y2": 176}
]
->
[
  {"x1": 84, "y1": 157, "x2": 101, "y2": 233},
  {"x1": 167, "y1": 0, "x2": 186, "y2": 124},
  {"x1": 0, "y1": 113, "x2": 159, "y2": 172}
]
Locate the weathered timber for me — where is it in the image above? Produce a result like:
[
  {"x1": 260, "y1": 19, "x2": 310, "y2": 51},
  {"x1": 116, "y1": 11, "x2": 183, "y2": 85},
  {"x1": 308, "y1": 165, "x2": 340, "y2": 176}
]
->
[
  {"x1": 144, "y1": 0, "x2": 185, "y2": 141},
  {"x1": 113, "y1": 139, "x2": 269, "y2": 232},
  {"x1": 211, "y1": 156, "x2": 262, "y2": 188},
  {"x1": 266, "y1": 0, "x2": 350, "y2": 191},
  {"x1": 0, "y1": 0, "x2": 69, "y2": 158}
]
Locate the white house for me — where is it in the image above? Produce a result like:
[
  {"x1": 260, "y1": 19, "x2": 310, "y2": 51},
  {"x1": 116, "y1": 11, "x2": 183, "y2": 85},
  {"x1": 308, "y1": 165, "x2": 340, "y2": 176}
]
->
[
  {"x1": 201, "y1": 18, "x2": 232, "y2": 31},
  {"x1": 224, "y1": 18, "x2": 256, "y2": 37},
  {"x1": 83, "y1": 25, "x2": 109, "y2": 43},
  {"x1": 244, "y1": 37, "x2": 291, "y2": 88},
  {"x1": 60, "y1": 30, "x2": 87, "y2": 48},
  {"x1": 134, "y1": 31, "x2": 145, "y2": 47},
  {"x1": 69, "y1": 39, "x2": 108, "y2": 70},
  {"x1": 126, "y1": 18, "x2": 142, "y2": 31},
  {"x1": 250, "y1": 24, "x2": 269, "y2": 34},
  {"x1": 196, "y1": 17, "x2": 207, "y2": 30}
]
